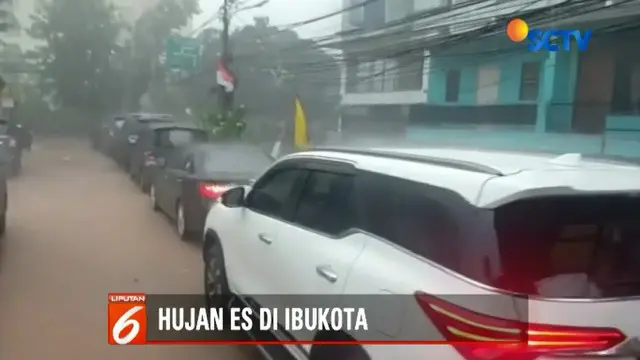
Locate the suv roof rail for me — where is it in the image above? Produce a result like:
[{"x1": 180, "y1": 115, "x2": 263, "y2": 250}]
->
[{"x1": 311, "y1": 146, "x2": 504, "y2": 176}]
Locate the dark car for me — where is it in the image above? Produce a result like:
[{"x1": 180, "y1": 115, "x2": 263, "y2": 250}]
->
[
  {"x1": 150, "y1": 143, "x2": 273, "y2": 240},
  {"x1": 111, "y1": 113, "x2": 174, "y2": 169},
  {"x1": 92, "y1": 114, "x2": 126, "y2": 153},
  {"x1": 0, "y1": 161, "x2": 8, "y2": 235},
  {"x1": 0, "y1": 119, "x2": 24, "y2": 175},
  {"x1": 128, "y1": 123, "x2": 208, "y2": 192}
]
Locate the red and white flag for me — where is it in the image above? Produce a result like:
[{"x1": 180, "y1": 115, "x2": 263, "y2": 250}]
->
[{"x1": 216, "y1": 60, "x2": 235, "y2": 93}]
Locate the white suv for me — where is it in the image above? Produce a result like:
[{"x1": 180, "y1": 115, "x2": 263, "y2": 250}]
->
[{"x1": 202, "y1": 146, "x2": 640, "y2": 360}]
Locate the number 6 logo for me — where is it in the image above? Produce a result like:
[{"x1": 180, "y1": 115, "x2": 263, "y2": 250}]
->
[{"x1": 112, "y1": 306, "x2": 144, "y2": 345}]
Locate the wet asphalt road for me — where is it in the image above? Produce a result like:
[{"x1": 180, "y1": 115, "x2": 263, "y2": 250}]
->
[{"x1": 0, "y1": 138, "x2": 260, "y2": 360}]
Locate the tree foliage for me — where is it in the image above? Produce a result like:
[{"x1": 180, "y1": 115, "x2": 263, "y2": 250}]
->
[
  {"x1": 127, "y1": 0, "x2": 200, "y2": 111},
  {"x1": 185, "y1": 17, "x2": 340, "y2": 122},
  {"x1": 26, "y1": 0, "x2": 124, "y2": 114}
]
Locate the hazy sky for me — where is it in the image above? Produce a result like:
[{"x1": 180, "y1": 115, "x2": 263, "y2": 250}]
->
[{"x1": 194, "y1": 0, "x2": 342, "y2": 39}]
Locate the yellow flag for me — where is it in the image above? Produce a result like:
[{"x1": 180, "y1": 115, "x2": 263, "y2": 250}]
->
[{"x1": 293, "y1": 96, "x2": 309, "y2": 150}]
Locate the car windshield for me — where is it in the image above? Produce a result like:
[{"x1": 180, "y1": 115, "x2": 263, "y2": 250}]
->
[
  {"x1": 200, "y1": 146, "x2": 272, "y2": 178},
  {"x1": 490, "y1": 195, "x2": 640, "y2": 299}
]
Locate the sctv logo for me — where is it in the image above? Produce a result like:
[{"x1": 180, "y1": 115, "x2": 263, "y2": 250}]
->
[{"x1": 506, "y1": 18, "x2": 591, "y2": 52}]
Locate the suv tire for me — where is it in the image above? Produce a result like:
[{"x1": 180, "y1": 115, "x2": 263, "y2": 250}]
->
[{"x1": 203, "y1": 239, "x2": 231, "y2": 310}]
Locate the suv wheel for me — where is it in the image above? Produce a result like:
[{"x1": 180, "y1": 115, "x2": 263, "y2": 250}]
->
[
  {"x1": 204, "y1": 240, "x2": 231, "y2": 308},
  {"x1": 139, "y1": 173, "x2": 149, "y2": 193},
  {"x1": 150, "y1": 184, "x2": 159, "y2": 211},
  {"x1": 176, "y1": 201, "x2": 190, "y2": 241},
  {"x1": 0, "y1": 213, "x2": 6, "y2": 237}
]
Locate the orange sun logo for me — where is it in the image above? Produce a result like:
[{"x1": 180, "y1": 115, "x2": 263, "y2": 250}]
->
[{"x1": 506, "y1": 18, "x2": 529, "y2": 42}]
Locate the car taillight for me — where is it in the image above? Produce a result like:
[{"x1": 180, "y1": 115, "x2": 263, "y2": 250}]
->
[
  {"x1": 199, "y1": 183, "x2": 231, "y2": 200},
  {"x1": 144, "y1": 151, "x2": 156, "y2": 165},
  {"x1": 415, "y1": 292, "x2": 626, "y2": 360}
]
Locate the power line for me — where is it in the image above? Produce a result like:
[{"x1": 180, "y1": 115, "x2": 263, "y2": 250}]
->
[
  {"x1": 276, "y1": 0, "x2": 381, "y2": 30},
  {"x1": 178, "y1": 0, "x2": 627, "y2": 89},
  {"x1": 234, "y1": 0, "x2": 565, "y2": 72},
  {"x1": 239, "y1": 0, "x2": 635, "y2": 89}
]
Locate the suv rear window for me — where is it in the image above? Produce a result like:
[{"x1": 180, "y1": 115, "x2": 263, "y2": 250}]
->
[
  {"x1": 201, "y1": 146, "x2": 272, "y2": 177},
  {"x1": 155, "y1": 128, "x2": 207, "y2": 148},
  {"x1": 493, "y1": 195, "x2": 640, "y2": 298}
]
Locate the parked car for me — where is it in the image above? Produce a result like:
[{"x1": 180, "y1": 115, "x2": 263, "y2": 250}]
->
[
  {"x1": 0, "y1": 135, "x2": 20, "y2": 176},
  {"x1": 111, "y1": 113, "x2": 174, "y2": 169},
  {"x1": 92, "y1": 114, "x2": 126, "y2": 153},
  {"x1": 0, "y1": 119, "x2": 24, "y2": 175},
  {"x1": 201, "y1": 146, "x2": 640, "y2": 360},
  {"x1": 0, "y1": 148, "x2": 9, "y2": 234},
  {"x1": 128, "y1": 122, "x2": 208, "y2": 193},
  {"x1": 150, "y1": 143, "x2": 273, "y2": 240}
]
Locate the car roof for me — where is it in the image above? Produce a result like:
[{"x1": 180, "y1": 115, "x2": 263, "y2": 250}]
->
[
  {"x1": 284, "y1": 146, "x2": 640, "y2": 208},
  {"x1": 126, "y1": 112, "x2": 173, "y2": 119},
  {"x1": 147, "y1": 122, "x2": 202, "y2": 131}
]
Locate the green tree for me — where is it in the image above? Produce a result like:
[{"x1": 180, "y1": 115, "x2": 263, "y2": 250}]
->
[
  {"x1": 182, "y1": 17, "x2": 340, "y2": 143},
  {"x1": 126, "y1": 0, "x2": 200, "y2": 111},
  {"x1": 26, "y1": 0, "x2": 124, "y2": 114}
]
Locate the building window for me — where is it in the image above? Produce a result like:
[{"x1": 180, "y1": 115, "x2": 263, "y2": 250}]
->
[
  {"x1": 520, "y1": 62, "x2": 540, "y2": 101},
  {"x1": 476, "y1": 65, "x2": 500, "y2": 104},
  {"x1": 346, "y1": 59, "x2": 358, "y2": 93},
  {"x1": 356, "y1": 60, "x2": 375, "y2": 93},
  {"x1": 346, "y1": 0, "x2": 364, "y2": 27},
  {"x1": 445, "y1": 69, "x2": 461, "y2": 102},
  {"x1": 395, "y1": 54, "x2": 423, "y2": 91}
]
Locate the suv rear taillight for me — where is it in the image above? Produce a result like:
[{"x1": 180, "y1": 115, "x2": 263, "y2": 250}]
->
[
  {"x1": 199, "y1": 183, "x2": 231, "y2": 200},
  {"x1": 143, "y1": 151, "x2": 156, "y2": 165},
  {"x1": 415, "y1": 292, "x2": 626, "y2": 359}
]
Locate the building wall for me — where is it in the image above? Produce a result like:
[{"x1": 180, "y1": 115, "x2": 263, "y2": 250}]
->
[
  {"x1": 421, "y1": 34, "x2": 580, "y2": 133},
  {"x1": 340, "y1": 0, "x2": 430, "y2": 108}
]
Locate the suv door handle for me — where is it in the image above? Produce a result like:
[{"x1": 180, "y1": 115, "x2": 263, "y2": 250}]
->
[
  {"x1": 316, "y1": 265, "x2": 338, "y2": 283},
  {"x1": 257, "y1": 233, "x2": 273, "y2": 244}
]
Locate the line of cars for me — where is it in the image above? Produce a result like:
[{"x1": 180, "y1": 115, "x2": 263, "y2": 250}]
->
[{"x1": 91, "y1": 112, "x2": 274, "y2": 240}]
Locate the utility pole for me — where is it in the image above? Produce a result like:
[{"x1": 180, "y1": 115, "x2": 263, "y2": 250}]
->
[{"x1": 219, "y1": 0, "x2": 234, "y2": 114}]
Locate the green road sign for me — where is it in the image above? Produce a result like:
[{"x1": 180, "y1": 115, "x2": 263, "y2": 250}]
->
[{"x1": 164, "y1": 36, "x2": 201, "y2": 72}]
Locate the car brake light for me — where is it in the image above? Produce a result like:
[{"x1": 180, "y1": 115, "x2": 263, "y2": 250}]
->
[
  {"x1": 199, "y1": 183, "x2": 231, "y2": 200},
  {"x1": 415, "y1": 292, "x2": 626, "y2": 360},
  {"x1": 144, "y1": 151, "x2": 156, "y2": 165}
]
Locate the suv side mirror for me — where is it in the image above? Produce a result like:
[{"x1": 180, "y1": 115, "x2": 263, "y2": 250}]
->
[
  {"x1": 221, "y1": 187, "x2": 245, "y2": 208},
  {"x1": 156, "y1": 157, "x2": 166, "y2": 167}
]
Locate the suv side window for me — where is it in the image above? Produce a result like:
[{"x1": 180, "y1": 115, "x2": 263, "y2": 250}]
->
[
  {"x1": 293, "y1": 171, "x2": 357, "y2": 236},
  {"x1": 246, "y1": 168, "x2": 305, "y2": 218},
  {"x1": 184, "y1": 154, "x2": 194, "y2": 173},
  {"x1": 359, "y1": 172, "x2": 460, "y2": 267}
]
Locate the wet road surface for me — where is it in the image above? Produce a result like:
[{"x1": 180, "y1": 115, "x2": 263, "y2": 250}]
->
[{"x1": 0, "y1": 138, "x2": 260, "y2": 359}]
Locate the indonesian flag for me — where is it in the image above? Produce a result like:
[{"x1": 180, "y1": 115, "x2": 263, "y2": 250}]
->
[{"x1": 216, "y1": 60, "x2": 235, "y2": 93}]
